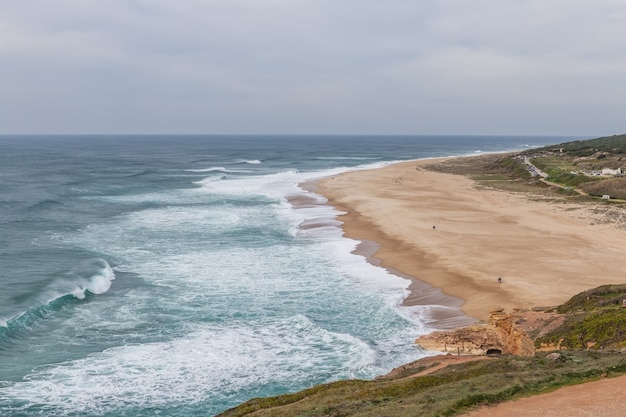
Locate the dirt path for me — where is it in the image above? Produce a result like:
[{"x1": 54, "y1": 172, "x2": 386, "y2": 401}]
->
[{"x1": 461, "y1": 374, "x2": 626, "y2": 417}]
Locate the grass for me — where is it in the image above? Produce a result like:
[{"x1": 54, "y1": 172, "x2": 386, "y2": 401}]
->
[
  {"x1": 582, "y1": 177, "x2": 626, "y2": 200},
  {"x1": 558, "y1": 284, "x2": 626, "y2": 313},
  {"x1": 218, "y1": 352, "x2": 626, "y2": 417},
  {"x1": 536, "y1": 284, "x2": 626, "y2": 350}
]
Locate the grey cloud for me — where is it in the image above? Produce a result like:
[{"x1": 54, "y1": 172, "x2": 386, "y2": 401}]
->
[{"x1": 1, "y1": 0, "x2": 625, "y2": 135}]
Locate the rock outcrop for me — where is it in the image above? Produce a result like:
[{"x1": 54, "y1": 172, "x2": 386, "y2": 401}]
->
[
  {"x1": 416, "y1": 308, "x2": 563, "y2": 356},
  {"x1": 415, "y1": 323, "x2": 501, "y2": 355}
]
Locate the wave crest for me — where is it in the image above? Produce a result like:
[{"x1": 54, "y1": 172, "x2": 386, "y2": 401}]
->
[
  {"x1": 0, "y1": 259, "x2": 115, "y2": 339},
  {"x1": 66, "y1": 258, "x2": 116, "y2": 299}
]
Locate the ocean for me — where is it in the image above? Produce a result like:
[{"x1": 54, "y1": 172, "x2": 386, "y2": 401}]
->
[{"x1": 0, "y1": 135, "x2": 569, "y2": 416}]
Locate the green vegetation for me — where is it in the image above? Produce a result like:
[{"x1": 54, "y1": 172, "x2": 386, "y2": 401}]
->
[
  {"x1": 520, "y1": 134, "x2": 626, "y2": 197},
  {"x1": 529, "y1": 156, "x2": 593, "y2": 187},
  {"x1": 537, "y1": 309, "x2": 626, "y2": 350},
  {"x1": 426, "y1": 154, "x2": 551, "y2": 196},
  {"x1": 558, "y1": 284, "x2": 626, "y2": 313},
  {"x1": 218, "y1": 351, "x2": 626, "y2": 417},
  {"x1": 548, "y1": 134, "x2": 626, "y2": 156},
  {"x1": 536, "y1": 285, "x2": 626, "y2": 350},
  {"x1": 431, "y1": 134, "x2": 626, "y2": 199}
]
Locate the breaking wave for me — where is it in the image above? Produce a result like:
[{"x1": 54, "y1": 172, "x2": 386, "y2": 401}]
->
[{"x1": 0, "y1": 259, "x2": 115, "y2": 340}]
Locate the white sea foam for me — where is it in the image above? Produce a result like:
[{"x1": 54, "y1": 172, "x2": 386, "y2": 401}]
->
[
  {"x1": 0, "y1": 136, "x2": 562, "y2": 416},
  {"x1": 67, "y1": 258, "x2": 116, "y2": 300},
  {"x1": 231, "y1": 158, "x2": 262, "y2": 164},
  {"x1": 0, "y1": 316, "x2": 378, "y2": 414},
  {"x1": 186, "y1": 167, "x2": 254, "y2": 173},
  {"x1": 194, "y1": 169, "x2": 303, "y2": 198},
  {"x1": 32, "y1": 259, "x2": 117, "y2": 303},
  {"x1": 314, "y1": 156, "x2": 382, "y2": 161},
  {"x1": 25, "y1": 163, "x2": 435, "y2": 416}
]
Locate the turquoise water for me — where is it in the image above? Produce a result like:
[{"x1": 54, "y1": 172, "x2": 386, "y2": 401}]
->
[{"x1": 0, "y1": 135, "x2": 569, "y2": 416}]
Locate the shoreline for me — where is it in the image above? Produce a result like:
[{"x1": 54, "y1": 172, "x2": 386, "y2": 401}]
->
[
  {"x1": 298, "y1": 166, "x2": 477, "y2": 330},
  {"x1": 312, "y1": 154, "x2": 626, "y2": 322}
]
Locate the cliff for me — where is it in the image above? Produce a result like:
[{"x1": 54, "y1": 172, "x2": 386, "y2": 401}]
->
[
  {"x1": 417, "y1": 284, "x2": 626, "y2": 356},
  {"x1": 416, "y1": 308, "x2": 564, "y2": 356}
]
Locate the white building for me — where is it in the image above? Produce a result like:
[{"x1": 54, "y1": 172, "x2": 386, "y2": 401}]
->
[{"x1": 601, "y1": 168, "x2": 622, "y2": 176}]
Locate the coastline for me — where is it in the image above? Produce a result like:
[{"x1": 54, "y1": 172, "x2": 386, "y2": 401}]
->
[{"x1": 313, "y1": 154, "x2": 626, "y2": 322}]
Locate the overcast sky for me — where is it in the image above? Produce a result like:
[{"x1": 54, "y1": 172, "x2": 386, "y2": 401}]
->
[{"x1": 1, "y1": 1, "x2": 625, "y2": 135}]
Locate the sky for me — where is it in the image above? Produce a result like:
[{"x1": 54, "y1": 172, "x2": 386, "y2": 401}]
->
[{"x1": 1, "y1": 0, "x2": 625, "y2": 136}]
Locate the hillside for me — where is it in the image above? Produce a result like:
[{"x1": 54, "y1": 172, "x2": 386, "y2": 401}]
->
[
  {"x1": 429, "y1": 133, "x2": 626, "y2": 200},
  {"x1": 536, "y1": 284, "x2": 626, "y2": 351}
]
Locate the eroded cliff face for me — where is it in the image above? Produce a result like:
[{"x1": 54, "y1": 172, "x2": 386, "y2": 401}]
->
[
  {"x1": 416, "y1": 308, "x2": 564, "y2": 356},
  {"x1": 415, "y1": 324, "x2": 501, "y2": 355}
]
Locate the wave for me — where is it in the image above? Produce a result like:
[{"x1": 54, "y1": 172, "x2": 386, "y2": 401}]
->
[
  {"x1": 185, "y1": 167, "x2": 253, "y2": 173},
  {"x1": 233, "y1": 159, "x2": 262, "y2": 165},
  {"x1": 314, "y1": 156, "x2": 382, "y2": 161},
  {"x1": 26, "y1": 199, "x2": 66, "y2": 212},
  {"x1": 66, "y1": 258, "x2": 116, "y2": 299},
  {"x1": 196, "y1": 173, "x2": 227, "y2": 183},
  {"x1": 0, "y1": 315, "x2": 379, "y2": 415},
  {"x1": 186, "y1": 167, "x2": 228, "y2": 173},
  {"x1": 0, "y1": 258, "x2": 115, "y2": 340}
]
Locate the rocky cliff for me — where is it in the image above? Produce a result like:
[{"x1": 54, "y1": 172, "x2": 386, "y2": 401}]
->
[{"x1": 416, "y1": 308, "x2": 564, "y2": 356}]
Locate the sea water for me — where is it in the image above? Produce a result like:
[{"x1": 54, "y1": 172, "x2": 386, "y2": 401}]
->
[{"x1": 0, "y1": 135, "x2": 569, "y2": 416}]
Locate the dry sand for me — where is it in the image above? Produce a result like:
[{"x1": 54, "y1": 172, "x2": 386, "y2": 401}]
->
[{"x1": 315, "y1": 156, "x2": 626, "y2": 322}]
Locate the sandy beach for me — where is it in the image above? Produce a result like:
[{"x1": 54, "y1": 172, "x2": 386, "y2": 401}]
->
[{"x1": 316, "y1": 156, "x2": 626, "y2": 322}]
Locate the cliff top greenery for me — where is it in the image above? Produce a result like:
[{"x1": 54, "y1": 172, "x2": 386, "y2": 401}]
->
[{"x1": 535, "y1": 284, "x2": 626, "y2": 351}]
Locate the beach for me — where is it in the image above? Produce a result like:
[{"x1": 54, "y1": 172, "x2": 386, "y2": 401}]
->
[{"x1": 316, "y1": 155, "x2": 626, "y2": 322}]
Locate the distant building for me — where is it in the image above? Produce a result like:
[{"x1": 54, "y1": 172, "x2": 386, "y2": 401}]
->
[
  {"x1": 602, "y1": 195, "x2": 611, "y2": 200},
  {"x1": 601, "y1": 168, "x2": 622, "y2": 176}
]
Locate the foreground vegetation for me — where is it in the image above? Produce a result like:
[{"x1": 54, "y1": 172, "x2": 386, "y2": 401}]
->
[{"x1": 219, "y1": 351, "x2": 625, "y2": 417}]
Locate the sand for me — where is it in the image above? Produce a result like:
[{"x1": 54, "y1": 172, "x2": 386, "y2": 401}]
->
[{"x1": 315, "y1": 156, "x2": 626, "y2": 322}]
